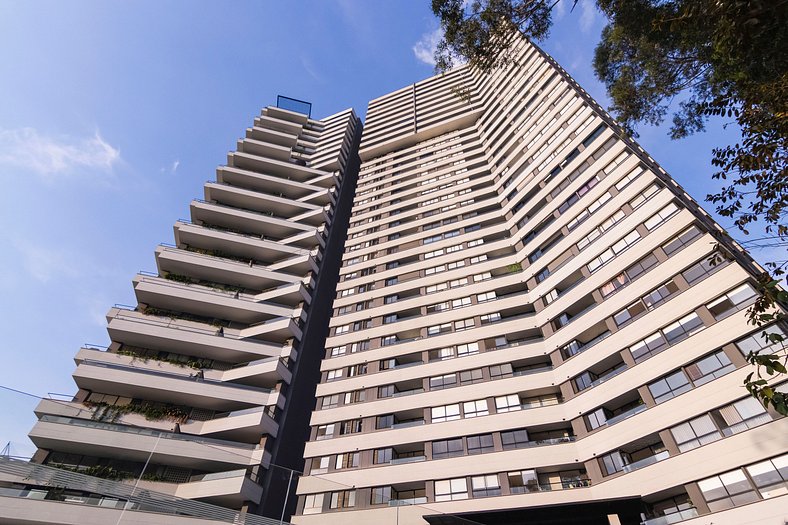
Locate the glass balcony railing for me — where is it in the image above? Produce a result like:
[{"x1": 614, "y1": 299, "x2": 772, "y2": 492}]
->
[
  {"x1": 605, "y1": 403, "x2": 647, "y2": 426},
  {"x1": 641, "y1": 508, "x2": 699, "y2": 525},
  {"x1": 620, "y1": 450, "x2": 670, "y2": 473}
]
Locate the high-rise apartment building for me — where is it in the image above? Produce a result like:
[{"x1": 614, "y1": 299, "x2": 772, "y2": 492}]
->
[
  {"x1": 0, "y1": 102, "x2": 361, "y2": 524},
  {"x1": 2, "y1": 34, "x2": 786, "y2": 525},
  {"x1": 291, "y1": 38, "x2": 787, "y2": 525}
]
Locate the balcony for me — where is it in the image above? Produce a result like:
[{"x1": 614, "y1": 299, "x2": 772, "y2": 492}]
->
[
  {"x1": 132, "y1": 274, "x2": 296, "y2": 325},
  {"x1": 0, "y1": 456, "x2": 272, "y2": 524},
  {"x1": 190, "y1": 199, "x2": 315, "y2": 242},
  {"x1": 174, "y1": 220, "x2": 310, "y2": 265},
  {"x1": 154, "y1": 245, "x2": 304, "y2": 292},
  {"x1": 29, "y1": 415, "x2": 269, "y2": 471},
  {"x1": 106, "y1": 307, "x2": 284, "y2": 362},
  {"x1": 72, "y1": 359, "x2": 279, "y2": 411},
  {"x1": 641, "y1": 509, "x2": 699, "y2": 525},
  {"x1": 605, "y1": 403, "x2": 647, "y2": 426},
  {"x1": 217, "y1": 165, "x2": 331, "y2": 205}
]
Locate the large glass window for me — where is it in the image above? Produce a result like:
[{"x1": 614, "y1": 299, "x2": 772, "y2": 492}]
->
[
  {"x1": 670, "y1": 414, "x2": 721, "y2": 452},
  {"x1": 471, "y1": 475, "x2": 501, "y2": 497},
  {"x1": 434, "y1": 478, "x2": 468, "y2": 501},
  {"x1": 432, "y1": 438, "x2": 463, "y2": 459},
  {"x1": 432, "y1": 403, "x2": 461, "y2": 422},
  {"x1": 467, "y1": 434, "x2": 495, "y2": 455},
  {"x1": 697, "y1": 469, "x2": 758, "y2": 512}
]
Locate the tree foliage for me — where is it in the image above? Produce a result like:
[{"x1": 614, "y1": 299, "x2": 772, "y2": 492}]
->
[{"x1": 432, "y1": 0, "x2": 788, "y2": 414}]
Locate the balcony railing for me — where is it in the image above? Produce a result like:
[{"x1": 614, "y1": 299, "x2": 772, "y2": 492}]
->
[
  {"x1": 391, "y1": 419, "x2": 425, "y2": 429},
  {"x1": 0, "y1": 457, "x2": 278, "y2": 525},
  {"x1": 605, "y1": 403, "x2": 647, "y2": 426},
  {"x1": 390, "y1": 455, "x2": 427, "y2": 465},
  {"x1": 509, "y1": 479, "x2": 591, "y2": 494},
  {"x1": 38, "y1": 415, "x2": 261, "y2": 451},
  {"x1": 620, "y1": 450, "x2": 670, "y2": 473},
  {"x1": 641, "y1": 508, "x2": 699, "y2": 525}
]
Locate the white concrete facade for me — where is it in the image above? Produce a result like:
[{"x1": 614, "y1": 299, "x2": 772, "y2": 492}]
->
[{"x1": 292, "y1": 37, "x2": 787, "y2": 525}]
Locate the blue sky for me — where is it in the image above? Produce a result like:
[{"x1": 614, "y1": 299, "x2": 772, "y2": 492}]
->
[{"x1": 0, "y1": 0, "x2": 769, "y2": 456}]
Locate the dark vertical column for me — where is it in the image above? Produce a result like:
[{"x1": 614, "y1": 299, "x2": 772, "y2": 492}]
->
[{"x1": 258, "y1": 119, "x2": 363, "y2": 521}]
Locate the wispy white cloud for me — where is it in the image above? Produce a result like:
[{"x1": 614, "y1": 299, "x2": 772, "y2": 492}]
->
[
  {"x1": 13, "y1": 240, "x2": 82, "y2": 283},
  {"x1": 0, "y1": 127, "x2": 120, "y2": 181},
  {"x1": 300, "y1": 54, "x2": 324, "y2": 83},
  {"x1": 554, "y1": 0, "x2": 568, "y2": 20},
  {"x1": 171, "y1": 159, "x2": 180, "y2": 173},
  {"x1": 413, "y1": 27, "x2": 443, "y2": 67},
  {"x1": 579, "y1": 0, "x2": 600, "y2": 34}
]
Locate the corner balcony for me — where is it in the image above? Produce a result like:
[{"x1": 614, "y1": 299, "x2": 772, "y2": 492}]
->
[
  {"x1": 228, "y1": 151, "x2": 337, "y2": 188},
  {"x1": 105, "y1": 307, "x2": 285, "y2": 361},
  {"x1": 189, "y1": 200, "x2": 315, "y2": 242},
  {"x1": 246, "y1": 124, "x2": 299, "y2": 148},
  {"x1": 29, "y1": 415, "x2": 270, "y2": 471},
  {"x1": 0, "y1": 456, "x2": 268, "y2": 525},
  {"x1": 132, "y1": 274, "x2": 299, "y2": 325},
  {"x1": 254, "y1": 278, "x2": 313, "y2": 308},
  {"x1": 71, "y1": 358, "x2": 281, "y2": 411},
  {"x1": 254, "y1": 114, "x2": 302, "y2": 136},
  {"x1": 216, "y1": 166, "x2": 331, "y2": 206},
  {"x1": 238, "y1": 316, "x2": 303, "y2": 344},
  {"x1": 154, "y1": 246, "x2": 302, "y2": 294},
  {"x1": 75, "y1": 346, "x2": 291, "y2": 389},
  {"x1": 235, "y1": 137, "x2": 292, "y2": 162},
  {"x1": 203, "y1": 183, "x2": 329, "y2": 228},
  {"x1": 34, "y1": 397, "x2": 279, "y2": 444},
  {"x1": 174, "y1": 220, "x2": 310, "y2": 265}
]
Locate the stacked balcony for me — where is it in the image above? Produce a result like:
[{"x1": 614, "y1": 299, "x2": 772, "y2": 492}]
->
[{"x1": 26, "y1": 104, "x2": 360, "y2": 517}]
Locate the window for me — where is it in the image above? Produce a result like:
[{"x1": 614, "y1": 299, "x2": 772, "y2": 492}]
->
[
  {"x1": 490, "y1": 363, "x2": 513, "y2": 380},
  {"x1": 344, "y1": 390, "x2": 365, "y2": 404},
  {"x1": 432, "y1": 403, "x2": 461, "y2": 422},
  {"x1": 477, "y1": 291, "x2": 496, "y2": 302},
  {"x1": 378, "y1": 385, "x2": 394, "y2": 398},
  {"x1": 670, "y1": 414, "x2": 720, "y2": 452},
  {"x1": 321, "y1": 395, "x2": 339, "y2": 409},
  {"x1": 427, "y1": 302, "x2": 450, "y2": 314},
  {"x1": 371, "y1": 486, "x2": 392, "y2": 505},
  {"x1": 663, "y1": 312, "x2": 704, "y2": 344},
  {"x1": 316, "y1": 424, "x2": 335, "y2": 440},
  {"x1": 303, "y1": 493, "x2": 324, "y2": 515},
  {"x1": 374, "y1": 448, "x2": 392, "y2": 464},
  {"x1": 455, "y1": 318, "x2": 475, "y2": 331},
  {"x1": 508, "y1": 469, "x2": 538, "y2": 494},
  {"x1": 381, "y1": 334, "x2": 399, "y2": 347},
  {"x1": 662, "y1": 225, "x2": 702, "y2": 256},
  {"x1": 432, "y1": 438, "x2": 463, "y2": 459},
  {"x1": 697, "y1": 469, "x2": 758, "y2": 512},
  {"x1": 428, "y1": 323, "x2": 452, "y2": 336},
  {"x1": 452, "y1": 296, "x2": 472, "y2": 308},
  {"x1": 339, "y1": 419, "x2": 362, "y2": 435},
  {"x1": 385, "y1": 294, "x2": 399, "y2": 304},
  {"x1": 480, "y1": 313, "x2": 501, "y2": 324},
  {"x1": 630, "y1": 333, "x2": 668, "y2": 363},
  {"x1": 467, "y1": 434, "x2": 494, "y2": 455},
  {"x1": 310, "y1": 456, "x2": 330, "y2": 475},
  {"x1": 430, "y1": 373, "x2": 457, "y2": 390},
  {"x1": 471, "y1": 475, "x2": 501, "y2": 497},
  {"x1": 329, "y1": 490, "x2": 356, "y2": 509},
  {"x1": 685, "y1": 351, "x2": 734, "y2": 386},
  {"x1": 717, "y1": 397, "x2": 772, "y2": 435},
  {"x1": 376, "y1": 414, "x2": 394, "y2": 429},
  {"x1": 735, "y1": 327, "x2": 788, "y2": 358},
  {"x1": 335, "y1": 452, "x2": 359, "y2": 469},
  {"x1": 495, "y1": 394, "x2": 520, "y2": 413},
  {"x1": 648, "y1": 370, "x2": 691, "y2": 404},
  {"x1": 644, "y1": 202, "x2": 679, "y2": 230},
  {"x1": 463, "y1": 399, "x2": 489, "y2": 418},
  {"x1": 682, "y1": 256, "x2": 728, "y2": 285},
  {"x1": 706, "y1": 283, "x2": 758, "y2": 320},
  {"x1": 347, "y1": 364, "x2": 367, "y2": 377},
  {"x1": 457, "y1": 342, "x2": 480, "y2": 356},
  {"x1": 459, "y1": 368, "x2": 484, "y2": 384},
  {"x1": 434, "y1": 478, "x2": 468, "y2": 501},
  {"x1": 745, "y1": 455, "x2": 788, "y2": 499},
  {"x1": 326, "y1": 369, "x2": 342, "y2": 381},
  {"x1": 501, "y1": 429, "x2": 530, "y2": 450},
  {"x1": 585, "y1": 408, "x2": 608, "y2": 430}
]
